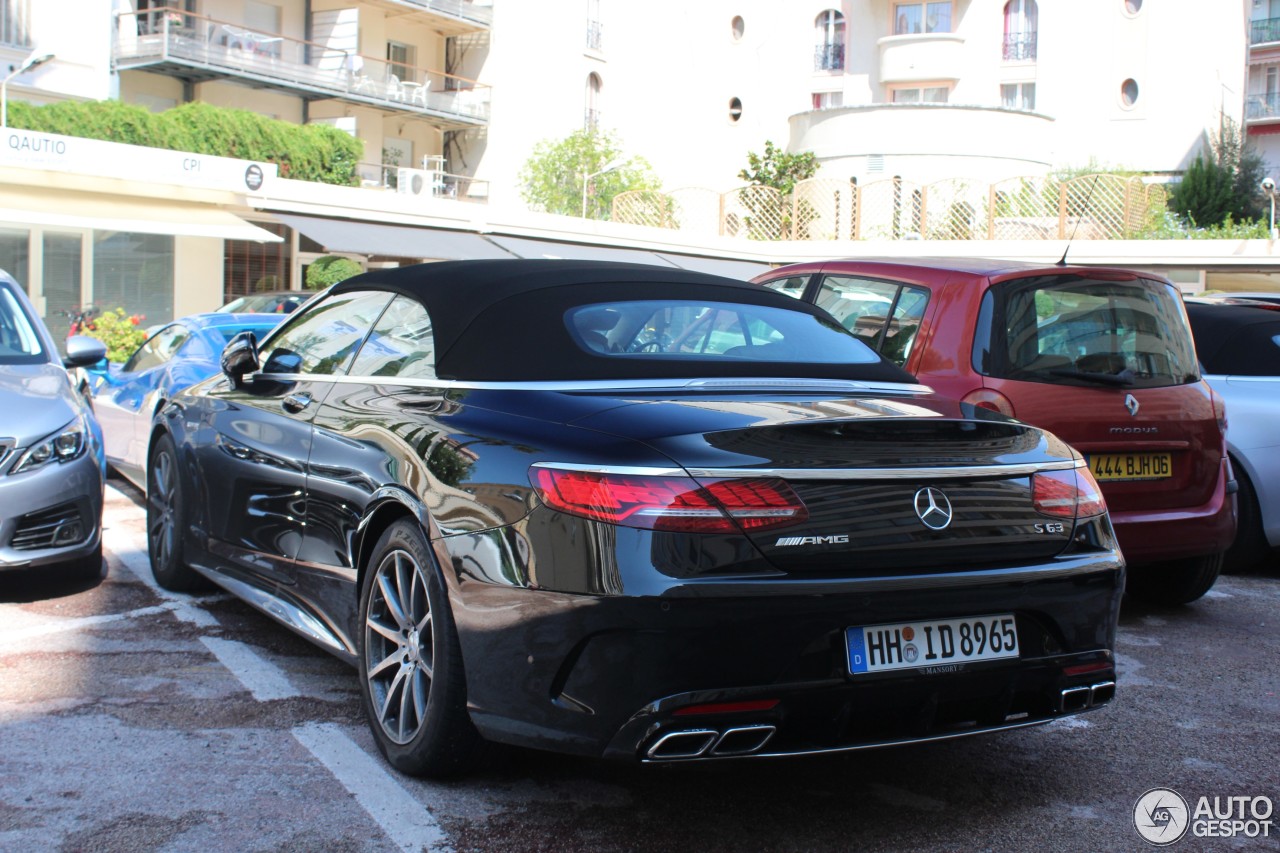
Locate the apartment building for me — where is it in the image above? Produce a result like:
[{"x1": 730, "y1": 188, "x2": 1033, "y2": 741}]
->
[{"x1": 0, "y1": 0, "x2": 1273, "y2": 335}]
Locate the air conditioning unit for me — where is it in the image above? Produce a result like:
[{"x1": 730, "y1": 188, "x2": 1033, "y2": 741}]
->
[{"x1": 396, "y1": 167, "x2": 431, "y2": 196}]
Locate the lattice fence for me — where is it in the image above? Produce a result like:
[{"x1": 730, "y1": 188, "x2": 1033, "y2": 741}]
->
[{"x1": 610, "y1": 174, "x2": 1173, "y2": 240}]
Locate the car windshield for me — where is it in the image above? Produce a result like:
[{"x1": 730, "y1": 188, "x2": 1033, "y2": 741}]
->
[
  {"x1": 566, "y1": 299, "x2": 881, "y2": 364},
  {"x1": 977, "y1": 275, "x2": 1200, "y2": 388},
  {"x1": 0, "y1": 284, "x2": 46, "y2": 365}
]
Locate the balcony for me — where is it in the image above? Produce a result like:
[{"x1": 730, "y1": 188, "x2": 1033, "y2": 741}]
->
[
  {"x1": 1251, "y1": 17, "x2": 1280, "y2": 45},
  {"x1": 355, "y1": 160, "x2": 489, "y2": 202},
  {"x1": 1002, "y1": 31, "x2": 1037, "y2": 61},
  {"x1": 1246, "y1": 92, "x2": 1280, "y2": 124},
  {"x1": 113, "y1": 9, "x2": 490, "y2": 130},
  {"x1": 814, "y1": 43, "x2": 845, "y2": 72},
  {"x1": 878, "y1": 32, "x2": 965, "y2": 84}
]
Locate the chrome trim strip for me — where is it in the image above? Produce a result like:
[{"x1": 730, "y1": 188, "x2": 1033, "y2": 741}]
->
[
  {"x1": 531, "y1": 459, "x2": 1084, "y2": 480},
  {"x1": 249, "y1": 372, "x2": 932, "y2": 397},
  {"x1": 640, "y1": 716, "x2": 1065, "y2": 763},
  {"x1": 191, "y1": 565, "x2": 349, "y2": 655}
]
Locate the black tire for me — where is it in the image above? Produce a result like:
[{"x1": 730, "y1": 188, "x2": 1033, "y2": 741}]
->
[
  {"x1": 1224, "y1": 464, "x2": 1269, "y2": 574},
  {"x1": 63, "y1": 543, "x2": 103, "y2": 583},
  {"x1": 1127, "y1": 551, "x2": 1224, "y2": 606},
  {"x1": 358, "y1": 518, "x2": 482, "y2": 778},
  {"x1": 147, "y1": 433, "x2": 201, "y2": 591}
]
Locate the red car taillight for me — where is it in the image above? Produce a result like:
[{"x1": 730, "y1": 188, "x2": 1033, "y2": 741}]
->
[
  {"x1": 960, "y1": 388, "x2": 1016, "y2": 418},
  {"x1": 530, "y1": 467, "x2": 808, "y2": 533},
  {"x1": 1032, "y1": 467, "x2": 1107, "y2": 520}
]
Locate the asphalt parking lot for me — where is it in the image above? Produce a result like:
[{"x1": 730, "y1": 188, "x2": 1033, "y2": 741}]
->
[{"x1": 1, "y1": 479, "x2": 1277, "y2": 853}]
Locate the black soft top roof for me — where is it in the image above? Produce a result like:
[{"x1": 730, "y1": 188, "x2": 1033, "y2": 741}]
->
[
  {"x1": 1185, "y1": 302, "x2": 1280, "y2": 376},
  {"x1": 333, "y1": 259, "x2": 915, "y2": 383}
]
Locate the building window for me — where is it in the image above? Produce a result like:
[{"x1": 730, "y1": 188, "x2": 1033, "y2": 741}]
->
[
  {"x1": 814, "y1": 10, "x2": 845, "y2": 71},
  {"x1": 812, "y1": 91, "x2": 844, "y2": 110},
  {"x1": 729, "y1": 96, "x2": 743, "y2": 122},
  {"x1": 1121, "y1": 78, "x2": 1140, "y2": 107},
  {"x1": 1003, "y1": 0, "x2": 1037, "y2": 60},
  {"x1": 0, "y1": 0, "x2": 31, "y2": 47},
  {"x1": 1124, "y1": 0, "x2": 1143, "y2": 14},
  {"x1": 41, "y1": 233, "x2": 82, "y2": 342},
  {"x1": 387, "y1": 41, "x2": 416, "y2": 85},
  {"x1": 892, "y1": 86, "x2": 950, "y2": 103},
  {"x1": 895, "y1": 2, "x2": 952, "y2": 35},
  {"x1": 731, "y1": 15, "x2": 745, "y2": 41},
  {"x1": 244, "y1": 1, "x2": 282, "y2": 55},
  {"x1": 1001, "y1": 82, "x2": 1036, "y2": 110},
  {"x1": 586, "y1": 0, "x2": 602, "y2": 50},
  {"x1": 585, "y1": 73, "x2": 602, "y2": 131}
]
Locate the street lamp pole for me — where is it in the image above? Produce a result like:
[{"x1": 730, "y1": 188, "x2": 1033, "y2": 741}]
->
[
  {"x1": 2, "y1": 51, "x2": 55, "y2": 129},
  {"x1": 581, "y1": 160, "x2": 625, "y2": 219}
]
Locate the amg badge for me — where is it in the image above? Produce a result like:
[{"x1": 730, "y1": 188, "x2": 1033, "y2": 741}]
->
[{"x1": 775, "y1": 534, "x2": 850, "y2": 546}]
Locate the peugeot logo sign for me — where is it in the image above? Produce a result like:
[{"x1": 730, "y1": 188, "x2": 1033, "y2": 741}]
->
[
  {"x1": 1124, "y1": 393, "x2": 1140, "y2": 417},
  {"x1": 913, "y1": 487, "x2": 954, "y2": 531}
]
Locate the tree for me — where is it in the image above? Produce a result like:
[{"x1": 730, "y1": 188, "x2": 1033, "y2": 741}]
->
[
  {"x1": 305, "y1": 256, "x2": 363, "y2": 290},
  {"x1": 1168, "y1": 117, "x2": 1268, "y2": 227},
  {"x1": 738, "y1": 140, "x2": 818, "y2": 195},
  {"x1": 519, "y1": 129, "x2": 660, "y2": 219},
  {"x1": 737, "y1": 141, "x2": 820, "y2": 239}
]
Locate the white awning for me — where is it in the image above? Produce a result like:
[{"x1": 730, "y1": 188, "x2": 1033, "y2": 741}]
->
[
  {"x1": 276, "y1": 214, "x2": 513, "y2": 259},
  {"x1": 0, "y1": 186, "x2": 282, "y2": 241},
  {"x1": 484, "y1": 235, "x2": 678, "y2": 266}
]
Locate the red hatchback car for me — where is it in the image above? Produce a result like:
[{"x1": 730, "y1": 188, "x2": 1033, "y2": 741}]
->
[{"x1": 754, "y1": 258, "x2": 1234, "y2": 604}]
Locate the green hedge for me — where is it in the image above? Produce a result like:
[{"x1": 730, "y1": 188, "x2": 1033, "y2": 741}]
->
[{"x1": 7, "y1": 99, "x2": 362, "y2": 186}]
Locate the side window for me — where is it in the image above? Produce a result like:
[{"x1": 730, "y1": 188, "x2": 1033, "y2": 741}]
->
[
  {"x1": 760, "y1": 275, "x2": 809, "y2": 299},
  {"x1": 349, "y1": 295, "x2": 436, "y2": 379},
  {"x1": 259, "y1": 291, "x2": 393, "y2": 376},
  {"x1": 125, "y1": 324, "x2": 189, "y2": 373},
  {"x1": 814, "y1": 276, "x2": 929, "y2": 366}
]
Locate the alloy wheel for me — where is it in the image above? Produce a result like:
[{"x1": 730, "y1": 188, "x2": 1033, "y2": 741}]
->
[
  {"x1": 148, "y1": 448, "x2": 177, "y2": 569},
  {"x1": 364, "y1": 548, "x2": 434, "y2": 745}
]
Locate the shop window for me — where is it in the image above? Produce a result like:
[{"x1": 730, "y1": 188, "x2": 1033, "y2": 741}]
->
[
  {"x1": 224, "y1": 221, "x2": 291, "y2": 305},
  {"x1": 93, "y1": 232, "x2": 175, "y2": 329},
  {"x1": 0, "y1": 228, "x2": 29, "y2": 291},
  {"x1": 41, "y1": 233, "x2": 82, "y2": 341}
]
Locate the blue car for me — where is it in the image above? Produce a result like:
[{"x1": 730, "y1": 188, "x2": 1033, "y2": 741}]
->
[{"x1": 88, "y1": 312, "x2": 285, "y2": 490}]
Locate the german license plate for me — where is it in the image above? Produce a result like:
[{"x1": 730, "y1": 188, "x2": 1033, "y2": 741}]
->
[
  {"x1": 1088, "y1": 452, "x2": 1172, "y2": 481},
  {"x1": 846, "y1": 615, "x2": 1019, "y2": 675}
]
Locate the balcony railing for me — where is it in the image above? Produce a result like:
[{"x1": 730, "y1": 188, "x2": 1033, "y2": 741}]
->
[
  {"x1": 1246, "y1": 92, "x2": 1280, "y2": 121},
  {"x1": 815, "y1": 43, "x2": 845, "y2": 71},
  {"x1": 355, "y1": 161, "x2": 489, "y2": 202},
  {"x1": 1251, "y1": 16, "x2": 1280, "y2": 45},
  {"x1": 113, "y1": 8, "x2": 490, "y2": 129},
  {"x1": 1002, "y1": 32, "x2": 1037, "y2": 61},
  {"x1": 385, "y1": 0, "x2": 492, "y2": 28},
  {"x1": 586, "y1": 19, "x2": 603, "y2": 51}
]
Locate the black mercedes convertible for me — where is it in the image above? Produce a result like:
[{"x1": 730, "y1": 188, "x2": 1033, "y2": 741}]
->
[{"x1": 147, "y1": 259, "x2": 1122, "y2": 777}]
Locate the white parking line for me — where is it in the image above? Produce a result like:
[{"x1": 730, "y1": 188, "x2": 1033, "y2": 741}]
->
[
  {"x1": 200, "y1": 636, "x2": 300, "y2": 701},
  {"x1": 292, "y1": 723, "x2": 450, "y2": 853},
  {"x1": 0, "y1": 602, "x2": 181, "y2": 645}
]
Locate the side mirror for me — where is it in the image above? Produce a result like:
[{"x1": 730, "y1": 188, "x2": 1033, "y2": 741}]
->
[
  {"x1": 221, "y1": 330, "x2": 260, "y2": 386},
  {"x1": 64, "y1": 335, "x2": 108, "y2": 368}
]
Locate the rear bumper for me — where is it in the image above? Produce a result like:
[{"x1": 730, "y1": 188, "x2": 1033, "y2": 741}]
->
[
  {"x1": 452, "y1": 554, "x2": 1125, "y2": 761},
  {"x1": 1109, "y1": 457, "x2": 1236, "y2": 564}
]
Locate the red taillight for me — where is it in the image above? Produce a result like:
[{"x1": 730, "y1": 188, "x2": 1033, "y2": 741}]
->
[
  {"x1": 1033, "y1": 467, "x2": 1107, "y2": 519},
  {"x1": 960, "y1": 388, "x2": 1016, "y2": 418},
  {"x1": 530, "y1": 467, "x2": 808, "y2": 533}
]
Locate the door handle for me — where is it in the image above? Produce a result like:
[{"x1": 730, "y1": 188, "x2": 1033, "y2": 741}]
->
[{"x1": 282, "y1": 392, "x2": 312, "y2": 414}]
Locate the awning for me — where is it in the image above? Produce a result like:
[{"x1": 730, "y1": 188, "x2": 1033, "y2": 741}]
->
[
  {"x1": 0, "y1": 186, "x2": 282, "y2": 241},
  {"x1": 483, "y1": 235, "x2": 679, "y2": 266},
  {"x1": 276, "y1": 214, "x2": 514, "y2": 260},
  {"x1": 654, "y1": 252, "x2": 773, "y2": 280}
]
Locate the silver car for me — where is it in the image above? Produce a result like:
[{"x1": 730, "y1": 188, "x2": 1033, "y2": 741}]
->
[
  {"x1": 1185, "y1": 300, "x2": 1280, "y2": 571},
  {"x1": 0, "y1": 272, "x2": 108, "y2": 580}
]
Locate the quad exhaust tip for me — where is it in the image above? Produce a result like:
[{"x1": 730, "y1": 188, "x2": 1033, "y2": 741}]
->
[
  {"x1": 646, "y1": 725, "x2": 778, "y2": 761},
  {"x1": 1059, "y1": 680, "x2": 1115, "y2": 714}
]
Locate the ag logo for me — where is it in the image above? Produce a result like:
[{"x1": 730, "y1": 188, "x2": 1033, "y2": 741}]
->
[{"x1": 1133, "y1": 788, "x2": 1189, "y2": 846}]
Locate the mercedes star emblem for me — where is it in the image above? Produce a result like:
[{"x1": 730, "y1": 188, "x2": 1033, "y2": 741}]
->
[
  {"x1": 913, "y1": 487, "x2": 954, "y2": 531},
  {"x1": 1124, "y1": 393, "x2": 1140, "y2": 417}
]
